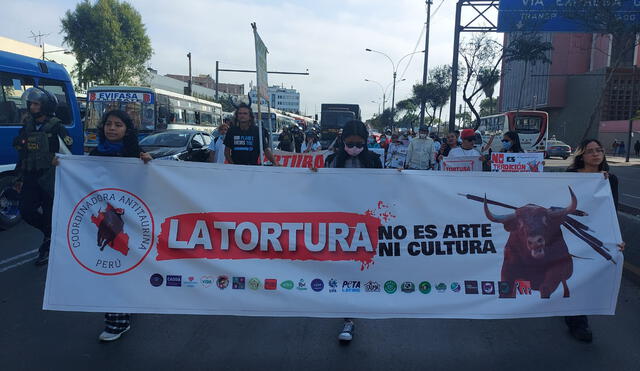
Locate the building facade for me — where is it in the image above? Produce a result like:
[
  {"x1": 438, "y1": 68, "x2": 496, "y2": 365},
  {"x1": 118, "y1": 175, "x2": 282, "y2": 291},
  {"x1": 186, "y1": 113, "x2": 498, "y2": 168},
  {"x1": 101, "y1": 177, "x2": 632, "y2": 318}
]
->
[
  {"x1": 499, "y1": 32, "x2": 640, "y2": 150},
  {"x1": 165, "y1": 74, "x2": 244, "y2": 96},
  {"x1": 249, "y1": 85, "x2": 300, "y2": 113}
]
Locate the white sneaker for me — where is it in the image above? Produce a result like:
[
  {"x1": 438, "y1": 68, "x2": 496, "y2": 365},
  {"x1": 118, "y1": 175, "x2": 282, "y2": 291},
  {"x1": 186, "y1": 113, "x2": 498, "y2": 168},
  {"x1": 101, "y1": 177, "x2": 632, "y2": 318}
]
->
[
  {"x1": 338, "y1": 320, "x2": 354, "y2": 342},
  {"x1": 99, "y1": 325, "x2": 130, "y2": 342}
]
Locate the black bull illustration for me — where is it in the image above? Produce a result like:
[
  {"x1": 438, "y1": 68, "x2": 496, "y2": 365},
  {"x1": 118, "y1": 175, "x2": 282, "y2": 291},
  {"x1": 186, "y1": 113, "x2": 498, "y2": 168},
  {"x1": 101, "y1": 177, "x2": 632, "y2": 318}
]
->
[
  {"x1": 97, "y1": 205, "x2": 125, "y2": 251},
  {"x1": 461, "y1": 187, "x2": 615, "y2": 299}
]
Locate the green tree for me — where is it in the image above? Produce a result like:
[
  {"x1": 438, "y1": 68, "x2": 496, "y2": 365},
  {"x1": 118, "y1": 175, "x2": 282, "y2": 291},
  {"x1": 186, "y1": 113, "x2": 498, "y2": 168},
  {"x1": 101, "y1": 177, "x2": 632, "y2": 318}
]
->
[
  {"x1": 503, "y1": 33, "x2": 553, "y2": 117},
  {"x1": 479, "y1": 97, "x2": 497, "y2": 117},
  {"x1": 459, "y1": 33, "x2": 503, "y2": 129},
  {"x1": 476, "y1": 67, "x2": 500, "y2": 115},
  {"x1": 61, "y1": 0, "x2": 153, "y2": 85}
]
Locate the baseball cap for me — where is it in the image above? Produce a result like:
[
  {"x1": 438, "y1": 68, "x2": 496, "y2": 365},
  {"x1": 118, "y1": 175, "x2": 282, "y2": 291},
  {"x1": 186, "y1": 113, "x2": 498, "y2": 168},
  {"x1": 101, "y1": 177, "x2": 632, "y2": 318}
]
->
[{"x1": 460, "y1": 129, "x2": 476, "y2": 140}]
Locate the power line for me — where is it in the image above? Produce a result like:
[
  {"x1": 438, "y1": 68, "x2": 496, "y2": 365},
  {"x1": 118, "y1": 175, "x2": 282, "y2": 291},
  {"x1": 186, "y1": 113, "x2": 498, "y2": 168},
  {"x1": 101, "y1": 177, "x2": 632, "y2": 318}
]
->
[{"x1": 398, "y1": 23, "x2": 426, "y2": 82}]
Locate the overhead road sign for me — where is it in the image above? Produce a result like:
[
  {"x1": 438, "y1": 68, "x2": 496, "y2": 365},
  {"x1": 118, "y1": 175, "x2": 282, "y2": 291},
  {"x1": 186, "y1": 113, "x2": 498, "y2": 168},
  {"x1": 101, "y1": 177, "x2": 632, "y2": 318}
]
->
[{"x1": 497, "y1": 0, "x2": 640, "y2": 32}]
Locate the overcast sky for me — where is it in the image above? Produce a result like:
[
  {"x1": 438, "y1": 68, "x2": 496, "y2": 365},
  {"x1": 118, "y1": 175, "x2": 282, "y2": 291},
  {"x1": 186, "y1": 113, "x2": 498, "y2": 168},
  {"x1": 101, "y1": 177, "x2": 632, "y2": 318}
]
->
[{"x1": 1, "y1": 0, "x2": 481, "y2": 120}]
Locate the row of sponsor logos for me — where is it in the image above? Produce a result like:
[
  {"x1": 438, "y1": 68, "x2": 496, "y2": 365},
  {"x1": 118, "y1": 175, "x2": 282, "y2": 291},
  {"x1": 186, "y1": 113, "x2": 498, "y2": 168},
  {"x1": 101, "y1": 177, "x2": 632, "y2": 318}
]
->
[{"x1": 150, "y1": 274, "x2": 533, "y2": 297}]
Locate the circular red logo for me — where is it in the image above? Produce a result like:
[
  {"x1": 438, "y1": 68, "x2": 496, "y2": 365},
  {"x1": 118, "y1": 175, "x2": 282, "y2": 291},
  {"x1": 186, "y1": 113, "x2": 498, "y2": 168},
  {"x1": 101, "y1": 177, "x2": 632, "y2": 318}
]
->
[{"x1": 67, "y1": 188, "x2": 154, "y2": 275}]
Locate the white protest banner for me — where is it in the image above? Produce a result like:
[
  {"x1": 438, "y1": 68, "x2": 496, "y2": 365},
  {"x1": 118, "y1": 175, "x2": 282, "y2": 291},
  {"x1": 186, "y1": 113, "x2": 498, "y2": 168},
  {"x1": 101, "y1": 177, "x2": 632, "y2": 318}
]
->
[
  {"x1": 266, "y1": 150, "x2": 331, "y2": 168},
  {"x1": 442, "y1": 156, "x2": 483, "y2": 172},
  {"x1": 491, "y1": 153, "x2": 544, "y2": 172},
  {"x1": 45, "y1": 156, "x2": 623, "y2": 319}
]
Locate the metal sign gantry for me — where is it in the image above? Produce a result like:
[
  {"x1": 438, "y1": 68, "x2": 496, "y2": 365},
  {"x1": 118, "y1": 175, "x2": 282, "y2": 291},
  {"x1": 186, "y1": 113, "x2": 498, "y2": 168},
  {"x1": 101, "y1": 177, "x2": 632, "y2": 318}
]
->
[{"x1": 448, "y1": 0, "x2": 500, "y2": 132}]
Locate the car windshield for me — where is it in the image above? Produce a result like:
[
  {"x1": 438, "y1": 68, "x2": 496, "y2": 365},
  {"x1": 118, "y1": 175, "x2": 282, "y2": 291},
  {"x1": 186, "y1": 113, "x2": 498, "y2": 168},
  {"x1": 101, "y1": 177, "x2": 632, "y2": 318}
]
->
[{"x1": 140, "y1": 132, "x2": 190, "y2": 147}]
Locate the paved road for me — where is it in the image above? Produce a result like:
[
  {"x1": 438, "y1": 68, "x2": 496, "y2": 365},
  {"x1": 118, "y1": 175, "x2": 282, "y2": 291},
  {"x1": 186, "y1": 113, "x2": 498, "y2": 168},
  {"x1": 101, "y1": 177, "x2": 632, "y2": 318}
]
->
[{"x1": 1, "y1": 221, "x2": 640, "y2": 370}]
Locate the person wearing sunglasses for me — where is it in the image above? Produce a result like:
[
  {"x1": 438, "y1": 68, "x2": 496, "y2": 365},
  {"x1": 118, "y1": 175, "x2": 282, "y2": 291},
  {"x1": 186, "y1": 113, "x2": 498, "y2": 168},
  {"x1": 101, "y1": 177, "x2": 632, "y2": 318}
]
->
[
  {"x1": 323, "y1": 120, "x2": 382, "y2": 343},
  {"x1": 325, "y1": 120, "x2": 382, "y2": 169},
  {"x1": 564, "y1": 138, "x2": 625, "y2": 342},
  {"x1": 500, "y1": 131, "x2": 524, "y2": 153}
]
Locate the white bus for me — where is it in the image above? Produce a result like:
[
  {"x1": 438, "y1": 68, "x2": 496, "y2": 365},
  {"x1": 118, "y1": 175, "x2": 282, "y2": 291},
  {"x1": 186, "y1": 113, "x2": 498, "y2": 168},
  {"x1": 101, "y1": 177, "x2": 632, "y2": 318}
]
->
[
  {"x1": 85, "y1": 86, "x2": 223, "y2": 148},
  {"x1": 477, "y1": 110, "x2": 549, "y2": 152}
]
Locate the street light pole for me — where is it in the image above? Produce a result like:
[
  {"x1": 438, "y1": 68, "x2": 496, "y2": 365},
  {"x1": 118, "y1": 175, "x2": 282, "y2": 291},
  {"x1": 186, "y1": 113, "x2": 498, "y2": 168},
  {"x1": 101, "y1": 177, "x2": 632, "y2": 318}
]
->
[
  {"x1": 366, "y1": 48, "x2": 424, "y2": 131},
  {"x1": 364, "y1": 78, "x2": 387, "y2": 113},
  {"x1": 391, "y1": 71, "x2": 397, "y2": 131}
]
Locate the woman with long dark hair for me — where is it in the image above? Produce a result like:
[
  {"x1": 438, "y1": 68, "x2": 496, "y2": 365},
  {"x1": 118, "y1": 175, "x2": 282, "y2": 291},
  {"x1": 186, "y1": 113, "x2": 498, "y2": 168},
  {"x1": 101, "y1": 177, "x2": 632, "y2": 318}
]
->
[
  {"x1": 92, "y1": 110, "x2": 151, "y2": 341},
  {"x1": 90, "y1": 109, "x2": 152, "y2": 160},
  {"x1": 501, "y1": 131, "x2": 524, "y2": 153},
  {"x1": 325, "y1": 120, "x2": 382, "y2": 169},
  {"x1": 323, "y1": 120, "x2": 381, "y2": 343},
  {"x1": 564, "y1": 138, "x2": 625, "y2": 342}
]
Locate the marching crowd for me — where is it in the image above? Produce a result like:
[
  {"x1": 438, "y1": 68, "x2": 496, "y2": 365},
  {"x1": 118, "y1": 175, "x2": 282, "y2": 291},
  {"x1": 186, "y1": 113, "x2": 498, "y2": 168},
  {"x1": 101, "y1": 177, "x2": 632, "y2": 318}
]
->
[{"x1": 12, "y1": 87, "x2": 625, "y2": 344}]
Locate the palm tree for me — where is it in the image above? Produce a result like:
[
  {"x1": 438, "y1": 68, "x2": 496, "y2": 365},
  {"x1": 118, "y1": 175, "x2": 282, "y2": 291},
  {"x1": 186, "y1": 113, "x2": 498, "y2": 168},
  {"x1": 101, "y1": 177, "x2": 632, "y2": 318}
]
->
[{"x1": 477, "y1": 67, "x2": 500, "y2": 115}]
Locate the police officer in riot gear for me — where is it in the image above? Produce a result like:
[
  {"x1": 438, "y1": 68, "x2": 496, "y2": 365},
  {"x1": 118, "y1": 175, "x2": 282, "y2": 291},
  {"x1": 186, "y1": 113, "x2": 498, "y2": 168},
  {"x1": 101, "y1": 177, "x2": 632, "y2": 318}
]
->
[{"x1": 13, "y1": 87, "x2": 73, "y2": 266}]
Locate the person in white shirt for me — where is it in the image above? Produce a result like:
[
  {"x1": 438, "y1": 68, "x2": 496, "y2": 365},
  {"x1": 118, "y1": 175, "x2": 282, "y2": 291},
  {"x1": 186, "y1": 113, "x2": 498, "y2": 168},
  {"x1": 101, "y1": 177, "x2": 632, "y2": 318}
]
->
[
  {"x1": 211, "y1": 122, "x2": 229, "y2": 163},
  {"x1": 447, "y1": 128, "x2": 481, "y2": 158},
  {"x1": 405, "y1": 125, "x2": 435, "y2": 169},
  {"x1": 301, "y1": 131, "x2": 321, "y2": 152}
]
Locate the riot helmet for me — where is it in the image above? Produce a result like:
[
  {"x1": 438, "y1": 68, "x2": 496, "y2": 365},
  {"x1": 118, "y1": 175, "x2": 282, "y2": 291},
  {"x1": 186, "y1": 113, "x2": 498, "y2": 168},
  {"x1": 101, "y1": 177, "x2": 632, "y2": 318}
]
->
[{"x1": 22, "y1": 87, "x2": 58, "y2": 118}]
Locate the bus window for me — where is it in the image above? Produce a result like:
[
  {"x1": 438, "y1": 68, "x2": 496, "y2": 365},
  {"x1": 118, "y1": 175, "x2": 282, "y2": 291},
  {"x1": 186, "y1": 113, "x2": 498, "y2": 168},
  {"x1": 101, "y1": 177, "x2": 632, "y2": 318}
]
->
[
  {"x1": 157, "y1": 103, "x2": 169, "y2": 130},
  {"x1": 515, "y1": 116, "x2": 541, "y2": 134},
  {"x1": 40, "y1": 79, "x2": 73, "y2": 126},
  {"x1": 171, "y1": 108, "x2": 185, "y2": 123},
  {"x1": 0, "y1": 73, "x2": 35, "y2": 125},
  {"x1": 185, "y1": 110, "x2": 196, "y2": 124},
  {"x1": 200, "y1": 113, "x2": 213, "y2": 126},
  {"x1": 142, "y1": 106, "x2": 155, "y2": 130}
]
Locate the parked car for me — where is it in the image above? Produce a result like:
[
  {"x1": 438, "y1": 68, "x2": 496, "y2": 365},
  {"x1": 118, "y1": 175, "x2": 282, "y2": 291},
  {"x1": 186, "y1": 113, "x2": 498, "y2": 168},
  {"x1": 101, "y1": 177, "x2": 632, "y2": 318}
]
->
[
  {"x1": 140, "y1": 130, "x2": 212, "y2": 162},
  {"x1": 545, "y1": 140, "x2": 572, "y2": 159}
]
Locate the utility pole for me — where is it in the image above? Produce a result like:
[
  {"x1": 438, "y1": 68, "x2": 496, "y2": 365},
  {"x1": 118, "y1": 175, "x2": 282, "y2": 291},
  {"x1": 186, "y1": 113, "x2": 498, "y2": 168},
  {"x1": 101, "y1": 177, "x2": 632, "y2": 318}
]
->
[
  {"x1": 215, "y1": 60, "x2": 219, "y2": 100},
  {"x1": 186, "y1": 52, "x2": 192, "y2": 96},
  {"x1": 419, "y1": 0, "x2": 432, "y2": 128},
  {"x1": 626, "y1": 66, "x2": 636, "y2": 163},
  {"x1": 448, "y1": 1, "x2": 463, "y2": 133}
]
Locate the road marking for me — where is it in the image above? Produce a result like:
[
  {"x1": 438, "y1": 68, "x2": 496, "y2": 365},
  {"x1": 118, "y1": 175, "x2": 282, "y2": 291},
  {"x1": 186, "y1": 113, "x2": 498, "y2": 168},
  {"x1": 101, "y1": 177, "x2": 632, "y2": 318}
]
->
[
  {"x1": 0, "y1": 256, "x2": 38, "y2": 273},
  {"x1": 0, "y1": 248, "x2": 39, "y2": 265},
  {"x1": 622, "y1": 193, "x2": 640, "y2": 200}
]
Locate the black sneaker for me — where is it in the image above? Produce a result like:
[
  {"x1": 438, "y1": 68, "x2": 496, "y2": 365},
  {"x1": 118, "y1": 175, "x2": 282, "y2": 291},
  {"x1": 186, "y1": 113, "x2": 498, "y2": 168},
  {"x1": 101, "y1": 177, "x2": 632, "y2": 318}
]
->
[
  {"x1": 569, "y1": 326, "x2": 593, "y2": 343},
  {"x1": 34, "y1": 239, "x2": 50, "y2": 266},
  {"x1": 338, "y1": 320, "x2": 354, "y2": 342}
]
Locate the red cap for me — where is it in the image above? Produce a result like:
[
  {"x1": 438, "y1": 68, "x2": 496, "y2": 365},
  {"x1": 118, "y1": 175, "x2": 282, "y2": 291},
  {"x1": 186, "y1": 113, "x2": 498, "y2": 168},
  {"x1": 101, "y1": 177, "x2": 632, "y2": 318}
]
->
[{"x1": 460, "y1": 129, "x2": 476, "y2": 140}]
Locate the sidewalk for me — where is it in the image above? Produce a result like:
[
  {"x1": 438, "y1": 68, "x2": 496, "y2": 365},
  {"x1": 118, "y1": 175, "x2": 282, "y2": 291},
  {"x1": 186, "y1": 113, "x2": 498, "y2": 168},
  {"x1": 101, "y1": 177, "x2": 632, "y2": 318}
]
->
[{"x1": 607, "y1": 155, "x2": 640, "y2": 165}]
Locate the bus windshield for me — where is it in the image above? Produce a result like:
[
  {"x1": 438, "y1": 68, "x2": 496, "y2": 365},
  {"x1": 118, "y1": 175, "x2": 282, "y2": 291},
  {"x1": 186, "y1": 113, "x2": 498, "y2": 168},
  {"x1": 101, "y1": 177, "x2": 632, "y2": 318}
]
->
[
  {"x1": 322, "y1": 111, "x2": 355, "y2": 128},
  {"x1": 86, "y1": 91, "x2": 155, "y2": 131},
  {"x1": 515, "y1": 116, "x2": 542, "y2": 134}
]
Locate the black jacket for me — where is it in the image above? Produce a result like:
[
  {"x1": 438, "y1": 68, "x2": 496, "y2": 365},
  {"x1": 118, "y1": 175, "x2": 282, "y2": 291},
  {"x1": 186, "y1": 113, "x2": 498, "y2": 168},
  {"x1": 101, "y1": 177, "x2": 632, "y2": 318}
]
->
[{"x1": 325, "y1": 150, "x2": 382, "y2": 168}]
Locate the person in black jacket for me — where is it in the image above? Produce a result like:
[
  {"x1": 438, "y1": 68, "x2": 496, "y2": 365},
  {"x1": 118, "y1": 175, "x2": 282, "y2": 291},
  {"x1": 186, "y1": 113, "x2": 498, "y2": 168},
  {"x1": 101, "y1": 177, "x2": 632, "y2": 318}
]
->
[
  {"x1": 564, "y1": 138, "x2": 625, "y2": 343},
  {"x1": 90, "y1": 110, "x2": 150, "y2": 342},
  {"x1": 325, "y1": 120, "x2": 382, "y2": 169}
]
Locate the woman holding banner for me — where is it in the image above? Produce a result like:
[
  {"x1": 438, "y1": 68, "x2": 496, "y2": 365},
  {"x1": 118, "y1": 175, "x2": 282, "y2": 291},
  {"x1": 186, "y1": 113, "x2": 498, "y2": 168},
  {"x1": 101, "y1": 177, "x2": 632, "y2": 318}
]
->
[
  {"x1": 564, "y1": 139, "x2": 625, "y2": 343},
  {"x1": 90, "y1": 110, "x2": 151, "y2": 342},
  {"x1": 323, "y1": 120, "x2": 382, "y2": 343}
]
